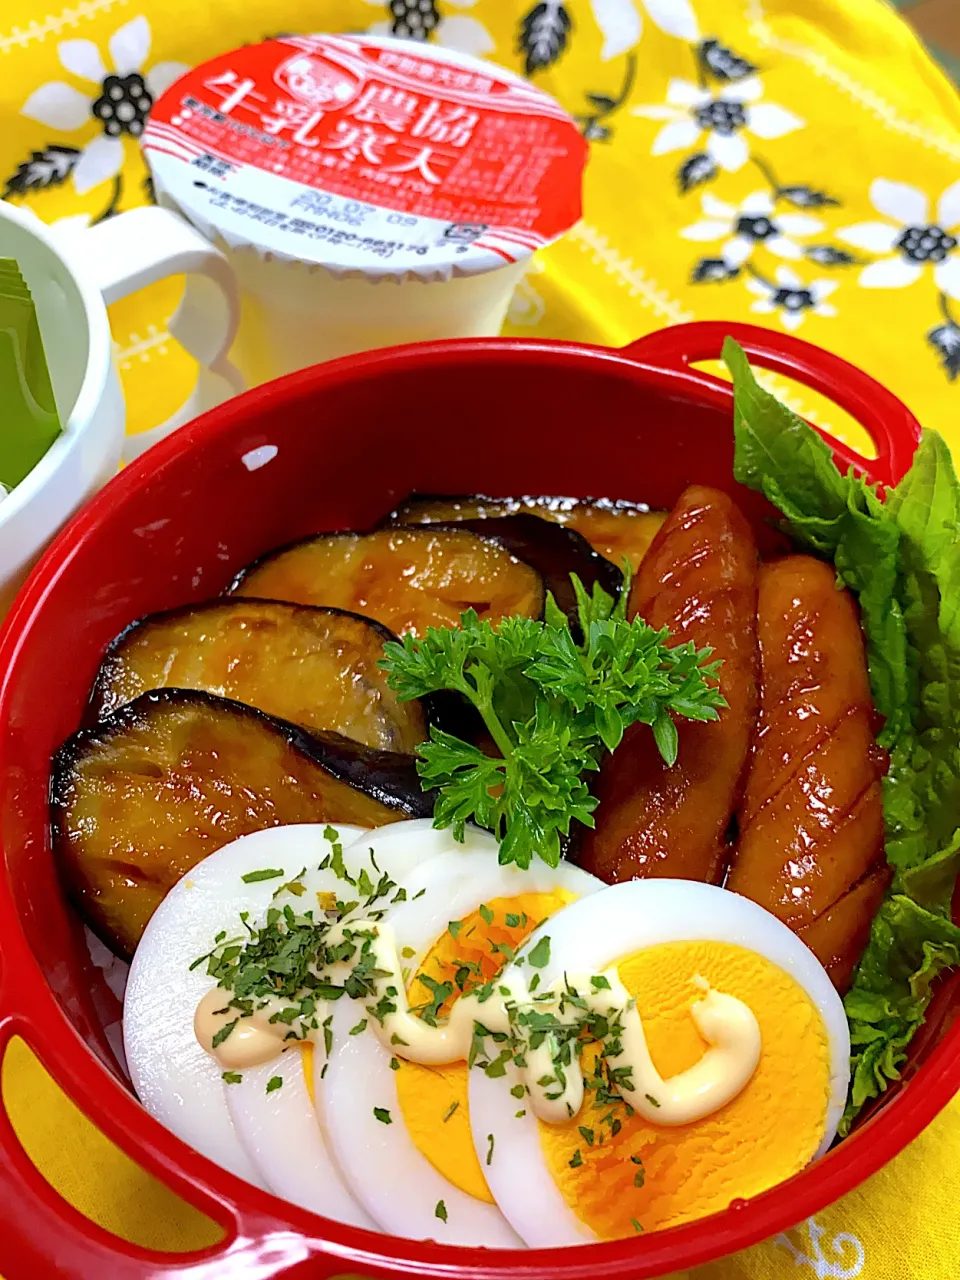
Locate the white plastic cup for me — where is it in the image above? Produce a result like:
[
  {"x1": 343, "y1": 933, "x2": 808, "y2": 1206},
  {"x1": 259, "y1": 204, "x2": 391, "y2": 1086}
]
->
[
  {"x1": 223, "y1": 251, "x2": 528, "y2": 388},
  {"x1": 142, "y1": 34, "x2": 586, "y2": 395}
]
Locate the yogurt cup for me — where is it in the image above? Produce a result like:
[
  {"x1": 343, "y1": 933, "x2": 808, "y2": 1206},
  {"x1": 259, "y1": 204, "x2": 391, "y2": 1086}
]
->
[{"x1": 142, "y1": 34, "x2": 588, "y2": 388}]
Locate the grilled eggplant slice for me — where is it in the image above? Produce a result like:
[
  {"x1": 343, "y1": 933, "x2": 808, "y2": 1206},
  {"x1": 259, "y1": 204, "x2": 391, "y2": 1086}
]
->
[
  {"x1": 427, "y1": 515, "x2": 623, "y2": 627},
  {"x1": 52, "y1": 688, "x2": 431, "y2": 958},
  {"x1": 389, "y1": 494, "x2": 666, "y2": 572},
  {"x1": 89, "y1": 599, "x2": 426, "y2": 754},
  {"x1": 230, "y1": 527, "x2": 545, "y2": 637}
]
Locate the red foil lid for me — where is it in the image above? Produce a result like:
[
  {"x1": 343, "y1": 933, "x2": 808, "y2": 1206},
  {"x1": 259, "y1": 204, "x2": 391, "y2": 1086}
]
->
[{"x1": 143, "y1": 35, "x2": 588, "y2": 278}]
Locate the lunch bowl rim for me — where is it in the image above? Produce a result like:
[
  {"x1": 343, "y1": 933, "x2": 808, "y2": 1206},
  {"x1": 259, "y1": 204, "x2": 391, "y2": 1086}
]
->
[{"x1": 0, "y1": 324, "x2": 948, "y2": 1280}]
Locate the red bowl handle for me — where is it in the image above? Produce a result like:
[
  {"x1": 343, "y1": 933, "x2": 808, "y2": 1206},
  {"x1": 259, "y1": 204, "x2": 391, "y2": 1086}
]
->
[
  {"x1": 0, "y1": 960, "x2": 346, "y2": 1279},
  {"x1": 622, "y1": 321, "x2": 922, "y2": 488}
]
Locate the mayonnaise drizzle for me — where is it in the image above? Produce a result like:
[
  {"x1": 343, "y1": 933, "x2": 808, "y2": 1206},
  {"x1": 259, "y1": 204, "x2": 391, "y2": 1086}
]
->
[
  {"x1": 196, "y1": 918, "x2": 761, "y2": 1126},
  {"x1": 195, "y1": 988, "x2": 306, "y2": 1071}
]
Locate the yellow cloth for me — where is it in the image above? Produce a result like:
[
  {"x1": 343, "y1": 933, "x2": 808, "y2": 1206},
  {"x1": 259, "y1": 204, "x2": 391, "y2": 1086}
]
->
[{"x1": 0, "y1": 0, "x2": 958, "y2": 1276}]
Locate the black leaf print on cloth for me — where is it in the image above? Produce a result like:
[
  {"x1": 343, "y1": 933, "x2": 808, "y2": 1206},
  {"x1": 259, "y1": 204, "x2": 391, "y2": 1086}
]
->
[
  {"x1": 931, "y1": 322, "x2": 960, "y2": 376},
  {"x1": 697, "y1": 39, "x2": 757, "y2": 82},
  {"x1": 4, "y1": 144, "x2": 79, "y2": 197},
  {"x1": 519, "y1": 2, "x2": 572, "y2": 76},
  {"x1": 778, "y1": 185, "x2": 841, "y2": 210},
  {"x1": 929, "y1": 323, "x2": 960, "y2": 380},
  {"x1": 692, "y1": 256, "x2": 740, "y2": 283},
  {"x1": 929, "y1": 296, "x2": 960, "y2": 381},
  {"x1": 577, "y1": 54, "x2": 634, "y2": 143},
  {"x1": 805, "y1": 245, "x2": 863, "y2": 266},
  {"x1": 678, "y1": 152, "x2": 718, "y2": 194},
  {"x1": 389, "y1": 0, "x2": 439, "y2": 40},
  {"x1": 749, "y1": 159, "x2": 841, "y2": 210}
]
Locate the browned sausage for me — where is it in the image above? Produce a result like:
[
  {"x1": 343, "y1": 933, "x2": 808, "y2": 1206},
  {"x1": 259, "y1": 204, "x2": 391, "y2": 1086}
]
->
[
  {"x1": 578, "y1": 485, "x2": 759, "y2": 884},
  {"x1": 728, "y1": 556, "x2": 888, "y2": 961},
  {"x1": 797, "y1": 863, "x2": 893, "y2": 994}
]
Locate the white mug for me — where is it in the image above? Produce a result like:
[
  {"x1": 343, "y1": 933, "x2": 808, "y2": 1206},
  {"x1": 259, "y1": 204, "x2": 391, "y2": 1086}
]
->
[{"x1": 0, "y1": 199, "x2": 243, "y2": 612}]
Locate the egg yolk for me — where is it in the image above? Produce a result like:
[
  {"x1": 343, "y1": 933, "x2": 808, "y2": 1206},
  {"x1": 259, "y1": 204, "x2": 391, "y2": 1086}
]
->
[
  {"x1": 395, "y1": 891, "x2": 575, "y2": 1202},
  {"x1": 302, "y1": 1040, "x2": 315, "y2": 1107},
  {"x1": 538, "y1": 940, "x2": 832, "y2": 1239}
]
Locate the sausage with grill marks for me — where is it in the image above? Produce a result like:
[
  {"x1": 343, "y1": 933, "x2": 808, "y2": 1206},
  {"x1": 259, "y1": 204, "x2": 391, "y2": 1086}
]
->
[{"x1": 578, "y1": 485, "x2": 759, "y2": 885}]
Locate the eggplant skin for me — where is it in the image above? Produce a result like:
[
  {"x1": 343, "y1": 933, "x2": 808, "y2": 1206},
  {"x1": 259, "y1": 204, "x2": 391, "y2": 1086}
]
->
[
  {"x1": 426, "y1": 515, "x2": 623, "y2": 628},
  {"x1": 88, "y1": 598, "x2": 427, "y2": 754},
  {"x1": 229, "y1": 526, "x2": 545, "y2": 638},
  {"x1": 388, "y1": 495, "x2": 665, "y2": 574},
  {"x1": 52, "y1": 688, "x2": 432, "y2": 958}
]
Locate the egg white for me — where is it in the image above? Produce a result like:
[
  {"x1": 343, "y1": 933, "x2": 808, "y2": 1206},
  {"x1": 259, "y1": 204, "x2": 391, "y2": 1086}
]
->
[
  {"x1": 469, "y1": 879, "x2": 851, "y2": 1249},
  {"x1": 224, "y1": 1051, "x2": 376, "y2": 1229},
  {"x1": 123, "y1": 822, "x2": 368, "y2": 1190},
  {"x1": 319, "y1": 846, "x2": 604, "y2": 1247},
  {"x1": 225, "y1": 828, "x2": 476, "y2": 1225},
  {"x1": 342, "y1": 818, "x2": 500, "y2": 887}
]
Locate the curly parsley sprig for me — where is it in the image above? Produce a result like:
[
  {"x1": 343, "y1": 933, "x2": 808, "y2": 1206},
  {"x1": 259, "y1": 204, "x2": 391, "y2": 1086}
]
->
[{"x1": 379, "y1": 572, "x2": 725, "y2": 869}]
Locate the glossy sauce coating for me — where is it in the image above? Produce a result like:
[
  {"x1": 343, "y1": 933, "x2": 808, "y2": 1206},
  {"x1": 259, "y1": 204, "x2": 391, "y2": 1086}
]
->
[
  {"x1": 798, "y1": 863, "x2": 893, "y2": 993},
  {"x1": 90, "y1": 599, "x2": 426, "y2": 753},
  {"x1": 728, "y1": 556, "x2": 888, "y2": 975},
  {"x1": 52, "y1": 690, "x2": 416, "y2": 957},
  {"x1": 579, "y1": 485, "x2": 759, "y2": 884},
  {"x1": 390, "y1": 495, "x2": 666, "y2": 573},
  {"x1": 232, "y1": 527, "x2": 544, "y2": 637}
]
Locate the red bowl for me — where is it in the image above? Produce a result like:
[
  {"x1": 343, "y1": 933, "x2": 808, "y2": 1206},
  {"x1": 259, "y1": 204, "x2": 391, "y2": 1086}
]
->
[{"x1": 0, "y1": 321, "x2": 946, "y2": 1279}]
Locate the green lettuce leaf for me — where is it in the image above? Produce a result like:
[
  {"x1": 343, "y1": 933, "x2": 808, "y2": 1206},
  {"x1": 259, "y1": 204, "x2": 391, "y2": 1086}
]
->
[
  {"x1": 725, "y1": 338, "x2": 908, "y2": 744},
  {"x1": 724, "y1": 336, "x2": 960, "y2": 1126},
  {"x1": 844, "y1": 896, "x2": 960, "y2": 1125}
]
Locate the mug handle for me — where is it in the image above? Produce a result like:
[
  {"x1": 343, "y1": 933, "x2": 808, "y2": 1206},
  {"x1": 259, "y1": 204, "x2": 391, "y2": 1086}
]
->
[
  {"x1": 77, "y1": 206, "x2": 245, "y2": 464},
  {"x1": 621, "y1": 320, "x2": 923, "y2": 489}
]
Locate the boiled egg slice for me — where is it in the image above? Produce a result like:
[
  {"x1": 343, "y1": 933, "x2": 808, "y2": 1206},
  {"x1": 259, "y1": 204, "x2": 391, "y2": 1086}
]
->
[
  {"x1": 469, "y1": 879, "x2": 850, "y2": 1246},
  {"x1": 319, "y1": 845, "x2": 604, "y2": 1246},
  {"x1": 224, "y1": 826, "x2": 482, "y2": 1224},
  {"x1": 222, "y1": 1045, "x2": 376, "y2": 1226},
  {"x1": 342, "y1": 817, "x2": 499, "y2": 884},
  {"x1": 123, "y1": 823, "x2": 368, "y2": 1196}
]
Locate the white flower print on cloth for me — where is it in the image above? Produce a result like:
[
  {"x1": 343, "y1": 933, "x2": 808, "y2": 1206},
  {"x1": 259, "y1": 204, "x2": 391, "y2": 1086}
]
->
[
  {"x1": 589, "y1": 0, "x2": 699, "y2": 62},
  {"x1": 837, "y1": 177, "x2": 960, "y2": 298},
  {"x1": 681, "y1": 191, "x2": 824, "y2": 265},
  {"x1": 632, "y1": 77, "x2": 804, "y2": 173},
  {"x1": 746, "y1": 265, "x2": 838, "y2": 330},
  {"x1": 364, "y1": 0, "x2": 496, "y2": 58},
  {"x1": 773, "y1": 1215, "x2": 866, "y2": 1278},
  {"x1": 20, "y1": 16, "x2": 188, "y2": 196}
]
